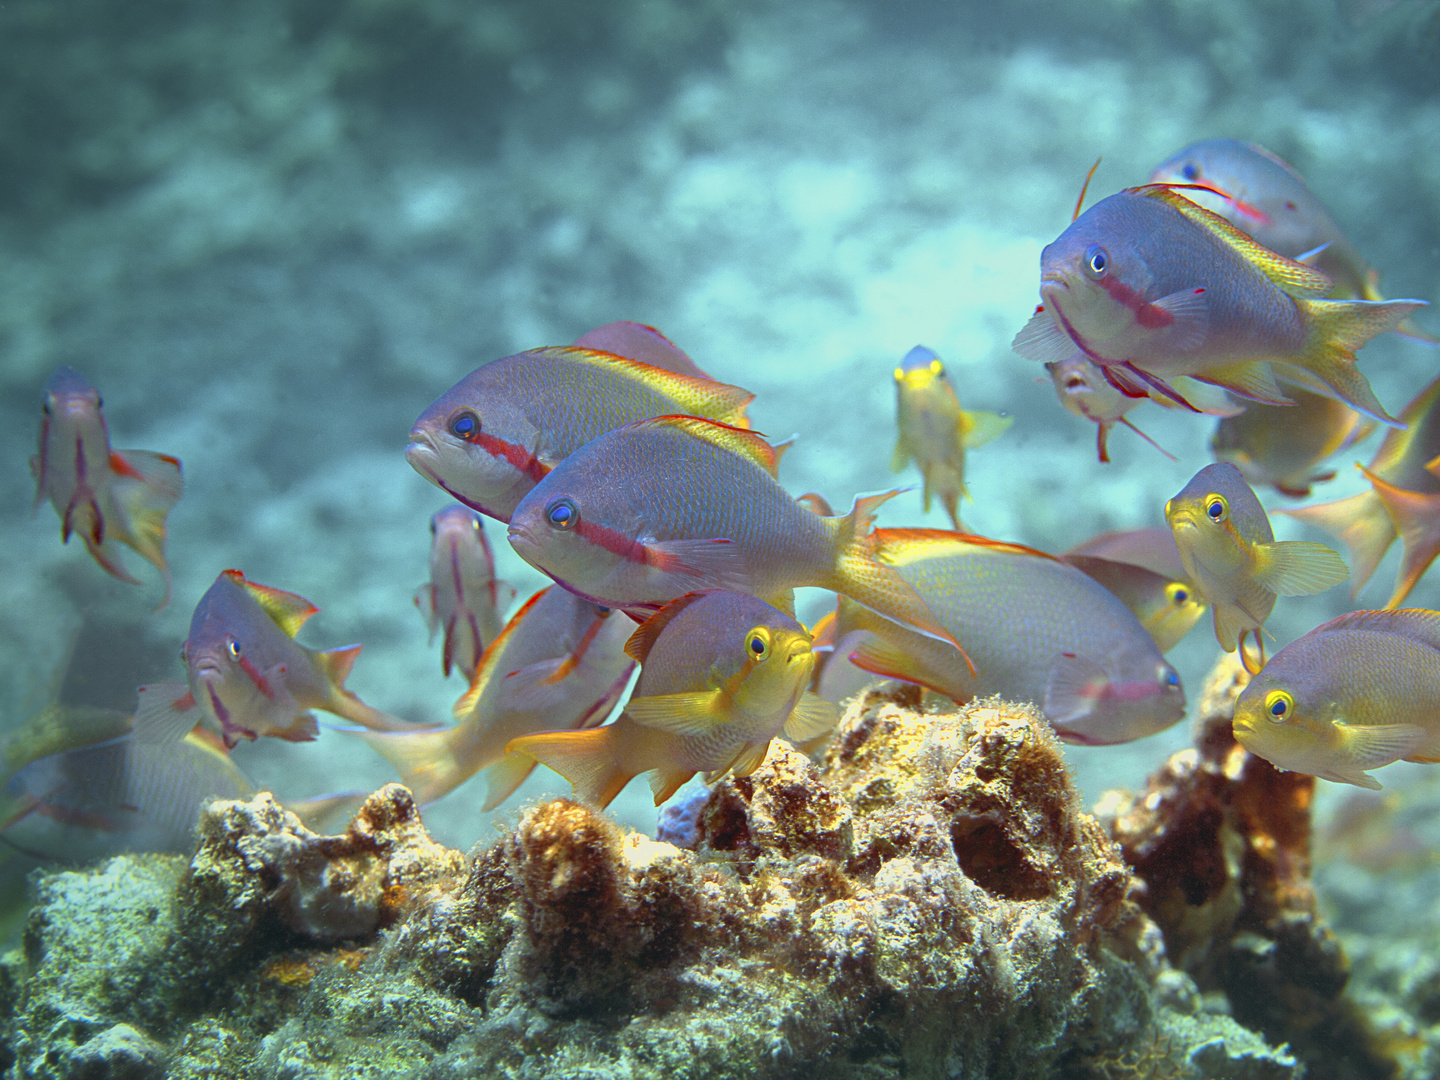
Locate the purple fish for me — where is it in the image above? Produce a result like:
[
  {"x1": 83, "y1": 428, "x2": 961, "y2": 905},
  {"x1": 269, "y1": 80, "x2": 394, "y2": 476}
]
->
[{"x1": 415, "y1": 505, "x2": 515, "y2": 681}]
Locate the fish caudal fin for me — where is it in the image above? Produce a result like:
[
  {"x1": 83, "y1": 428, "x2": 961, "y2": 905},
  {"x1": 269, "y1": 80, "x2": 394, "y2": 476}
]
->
[
  {"x1": 1250, "y1": 541, "x2": 1350, "y2": 595},
  {"x1": 506, "y1": 726, "x2": 633, "y2": 809},
  {"x1": 1362, "y1": 470, "x2": 1440, "y2": 608},
  {"x1": 480, "y1": 754, "x2": 538, "y2": 812},
  {"x1": 1277, "y1": 488, "x2": 1395, "y2": 599},
  {"x1": 1286, "y1": 297, "x2": 1429, "y2": 426},
  {"x1": 109, "y1": 449, "x2": 183, "y2": 608},
  {"x1": 825, "y1": 492, "x2": 966, "y2": 660},
  {"x1": 358, "y1": 725, "x2": 477, "y2": 805}
]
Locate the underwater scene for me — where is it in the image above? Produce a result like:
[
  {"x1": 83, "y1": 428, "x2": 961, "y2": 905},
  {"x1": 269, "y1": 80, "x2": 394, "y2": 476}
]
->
[{"x1": 4, "y1": 0, "x2": 1440, "y2": 1076}]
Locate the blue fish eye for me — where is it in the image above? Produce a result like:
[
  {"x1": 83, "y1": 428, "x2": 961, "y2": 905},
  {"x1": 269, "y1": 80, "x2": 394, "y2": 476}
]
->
[
  {"x1": 1208, "y1": 500, "x2": 1224, "y2": 520},
  {"x1": 546, "y1": 497, "x2": 578, "y2": 530},
  {"x1": 448, "y1": 410, "x2": 480, "y2": 440},
  {"x1": 1166, "y1": 670, "x2": 1180, "y2": 688},
  {"x1": 227, "y1": 639, "x2": 242, "y2": 659},
  {"x1": 1181, "y1": 162, "x2": 1200, "y2": 180},
  {"x1": 1173, "y1": 588, "x2": 1188, "y2": 603},
  {"x1": 1083, "y1": 245, "x2": 1109, "y2": 279},
  {"x1": 750, "y1": 636, "x2": 765, "y2": 655}
]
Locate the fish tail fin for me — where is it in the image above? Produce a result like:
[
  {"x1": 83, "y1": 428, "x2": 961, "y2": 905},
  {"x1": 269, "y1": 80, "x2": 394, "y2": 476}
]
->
[
  {"x1": 824, "y1": 493, "x2": 966, "y2": 663},
  {"x1": 1288, "y1": 297, "x2": 1427, "y2": 425},
  {"x1": 479, "y1": 754, "x2": 538, "y2": 812},
  {"x1": 1276, "y1": 487, "x2": 1394, "y2": 599},
  {"x1": 109, "y1": 451, "x2": 182, "y2": 574},
  {"x1": 1359, "y1": 270, "x2": 1440, "y2": 343},
  {"x1": 357, "y1": 725, "x2": 476, "y2": 805},
  {"x1": 1362, "y1": 469, "x2": 1440, "y2": 608},
  {"x1": 506, "y1": 726, "x2": 632, "y2": 808}
]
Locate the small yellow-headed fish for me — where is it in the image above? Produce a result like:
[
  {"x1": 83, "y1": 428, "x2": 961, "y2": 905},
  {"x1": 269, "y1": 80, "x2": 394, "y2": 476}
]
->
[
  {"x1": 505, "y1": 415, "x2": 957, "y2": 647},
  {"x1": 1280, "y1": 375, "x2": 1440, "y2": 606},
  {"x1": 1044, "y1": 354, "x2": 1241, "y2": 463},
  {"x1": 1012, "y1": 184, "x2": 1426, "y2": 425},
  {"x1": 359, "y1": 585, "x2": 634, "y2": 810},
  {"x1": 406, "y1": 346, "x2": 752, "y2": 523},
  {"x1": 1232, "y1": 609, "x2": 1440, "y2": 790},
  {"x1": 31, "y1": 367, "x2": 183, "y2": 607},
  {"x1": 509, "y1": 590, "x2": 838, "y2": 807},
  {"x1": 890, "y1": 345, "x2": 1010, "y2": 528},
  {"x1": 572, "y1": 320, "x2": 714, "y2": 379},
  {"x1": 1150, "y1": 138, "x2": 1433, "y2": 340},
  {"x1": 1165, "y1": 462, "x2": 1349, "y2": 670},
  {"x1": 135, "y1": 570, "x2": 415, "y2": 748},
  {"x1": 834, "y1": 529, "x2": 1185, "y2": 745},
  {"x1": 1058, "y1": 554, "x2": 1206, "y2": 653},
  {"x1": 1211, "y1": 386, "x2": 1374, "y2": 498},
  {"x1": 415, "y1": 505, "x2": 516, "y2": 682}
]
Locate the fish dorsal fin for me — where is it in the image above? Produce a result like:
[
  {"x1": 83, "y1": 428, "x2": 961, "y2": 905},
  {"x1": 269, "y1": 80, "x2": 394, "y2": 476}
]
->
[
  {"x1": 872, "y1": 527, "x2": 1059, "y2": 568},
  {"x1": 624, "y1": 591, "x2": 714, "y2": 665},
  {"x1": 556, "y1": 347, "x2": 754, "y2": 426},
  {"x1": 453, "y1": 586, "x2": 553, "y2": 718},
  {"x1": 1316, "y1": 608, "x2": 1440, "y2": 652},
  {"x1": 632, "y1": 415, "x2": 779, "y2": 475},
  {"x1": 223, "y1": 569, "x2": 318, "y2": 637},
  {"x1": 571, "y1": 321, "x2": 713, "y2": 380},
  {"x1": 1134, "y1": 185, "x2": 1335, "y2": 299}
]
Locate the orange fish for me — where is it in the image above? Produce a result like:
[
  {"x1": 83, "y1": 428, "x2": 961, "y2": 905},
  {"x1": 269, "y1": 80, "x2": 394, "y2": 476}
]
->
[
  {"x1": 1281, "y1": 375, "x2": 1440, "y2": 607},
  {"x1": 136, "y1": 570, "x2": 415, "y2": 748},
  {"x1": 31, "y1": 367, "x2": 183, "y2": 607},
  {"x1": 415, "y1": 506, "x2": 515, "y2": 681},
  {"x1": 360, "y1": 585, "x2": 634, "y2": 810},
  {"x1": 509, "y1": 590, "x2": 837, "y2": 807}
]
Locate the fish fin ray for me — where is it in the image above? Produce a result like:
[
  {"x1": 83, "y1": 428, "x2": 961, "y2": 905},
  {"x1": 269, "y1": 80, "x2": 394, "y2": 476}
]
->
[
  {"x1": 782, "y1": 692, "x2": 841, "y2": 742},
  {"x1": 223, "y1": 570, "x2": 319, "y2": 636},
  {"x1": 133, "y1": 683, "x2": 200, "y2": 744},
  {"x1": 1011, "y1": 308, "x2": 1078, "y2": 364},
  {"x1": 623, "y1": 690, "x2": 726, "y2": 736},
  {"x1": 624, "y1": 592, "x2": 714, "y2": 664},
  {"x1": 958, "y1": 410, "x2": 1012, "y2": 450},
  {"x1": 1250, "y1": 541, "x2": 1350, "y2": 595},
  {"x1": 1044, "y1": 654, "x2": 1109, "y2": 726},
  {"x1": 479, "y1": 754, "x2": 537, "y2": 811},
  {"x1": 506, "y1": 727, "x2": 630, "y2": 807}
]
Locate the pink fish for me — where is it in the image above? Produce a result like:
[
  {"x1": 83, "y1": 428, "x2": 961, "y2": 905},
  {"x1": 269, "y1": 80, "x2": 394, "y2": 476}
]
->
[
  {"x1": 31, "y1": 367, "x2": 183, "y2": 607},
  {"x1": 361, "y1": 585, "x2": 635, "y2": 810},
  {"x1": 136, "y1": 570, "x2": 415, "y2": 748},
  {"x1": 572, "y1": 321, "x2": 713, "y2": 379},
  {"x1": 415, "y1": 506, "x2": 516, "y2": 681}
]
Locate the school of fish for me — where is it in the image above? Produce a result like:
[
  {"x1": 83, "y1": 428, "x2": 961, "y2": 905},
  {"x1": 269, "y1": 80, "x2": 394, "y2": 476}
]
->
[{"x1": 13, "y1": 139, "x2": 1440, "y2": 863}]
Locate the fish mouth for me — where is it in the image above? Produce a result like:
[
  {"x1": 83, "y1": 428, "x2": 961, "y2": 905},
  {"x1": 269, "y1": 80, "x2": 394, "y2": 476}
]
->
[
  {"x1": 405, "y1": 432, "x2": 440, "y2": 476},
  {"x1": 507, "y1": 524, "x2": 540, "y2": 561}
]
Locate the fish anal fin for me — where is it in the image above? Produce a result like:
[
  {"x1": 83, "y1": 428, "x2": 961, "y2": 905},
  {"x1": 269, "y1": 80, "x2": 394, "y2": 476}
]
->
[
  {"x1": 648, "y1": 767, "x2": 696, "y2": 806},
  {"x1": 224, "y1": 570, "x2": 318, "y2": 636},
  {"x1": 274, "y1": 713, "x2": 321, "y2": 742},
  {"x1": 624, "y1": 690, "x2": 726, "y2": 736},
  {"x1": 506, "y1": 727, "x2": 631, "y2": 808},
  {"x1": 1250, "y1": 541, "x2": 1350, "y2": 595},
  {"x1": 1196, "y1": 362, "x2": 1293, "y2": 406},
  {"x1": 782, "y1": 692, "x2": 840, "y2": 742}
]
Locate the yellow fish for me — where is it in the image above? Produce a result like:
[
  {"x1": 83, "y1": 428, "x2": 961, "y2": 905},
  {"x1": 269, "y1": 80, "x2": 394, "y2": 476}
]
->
[
  {"x1": 1280, "y1": 375, "x2": 1440, "y2": 607},
  {"x1": 891, "y1": 346, "x2": 1010, "y2": 528},
  {"x1": 1165, "y1": 462, "x2": 1349, "y2": 670},
  {"x1": 1211, "y1": 386, "x2": 1374, "y2": 498},
  {"x1": 1059, "y1": 554, "x2": 1206, "y2": 653},
  {"x1": 508, "y1": 590, "x2": 838, "y2": 807},
  {"x1": 1232, "y1": 609, "x2": 1440, "y2": 790}
]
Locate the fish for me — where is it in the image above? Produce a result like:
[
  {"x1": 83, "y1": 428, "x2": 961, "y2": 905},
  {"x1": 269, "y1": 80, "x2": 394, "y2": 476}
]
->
[
  {"x1": 1011, "y1": 184, "x2": 1426, "y2": 425},
  {"x1": 1066, "y1": 527, "x2": 1190, "y2": 581},
  {"x1": 1279, "y1": 375, "x2": 1440, "y2": 606},
  {"x1": 415, "y1": 505, "x2": 516, "y2": 681},
  {"x1": 508, "y1": 590, "x2": 838, "y2": 807},
  {"x1": 1165, "y1": 462, "x2": 1349, "y2": 669},
  {"x1": 31, "y1": 366, "x2": 184, "y2": 607},
  {"x1": 1231, "y1": 609, "x2": 1440, "y2": 790},
  {"x1": 504, "y1": 414, "x2": 958, "y2": 648},
  {"x1": 1211, "y1": 385, "x2": 1375, "y2": 498},
  {"x1": 405, "y1": 346, "x2": 753, "y2": 523},
  {"x1": 572, "y1": 321, "x2": 713, "y2": 379},
  {"x1": 1149, "y1": 137, "x2": 1434, "y2": 339},
  {"x1": 1044, "y1": 354, "x2": 1241, "y2": 463},
  {"x1": 890, "y1": 345, "x2": 1011, "y2": 527},
  {"x1": 359, "y1": 585, "x2": 635, "y2": 810},
  {"x1": 1059, "y1": 554, "x2": 1207, "y2": 653},
  {"x1": 134, "y1": 569, "x2": 415, "y2": 749},
  {"x1": 835, "y1": 529, "x2": 1186, "y2": 745}
]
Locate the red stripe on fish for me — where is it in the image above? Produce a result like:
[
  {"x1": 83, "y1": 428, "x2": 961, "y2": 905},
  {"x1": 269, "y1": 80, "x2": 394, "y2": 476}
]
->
[
  {"x1": 109, "y1": 452, "x2": 145, "y2": 480},
  {"x1": 467, "y1": 430, "x2": 550, "y2": 484}
]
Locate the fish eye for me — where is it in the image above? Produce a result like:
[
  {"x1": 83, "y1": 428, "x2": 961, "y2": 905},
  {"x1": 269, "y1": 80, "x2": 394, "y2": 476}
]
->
[
  {"x1": 545, "y1": 497, "x2": 578, "y2": 531},
  {"x1": 1165, "y1": 582, "x2": 1189, "y2": 606},
  {"x1": 893, "y1": 367, "x2": 905, "y2": 382},
  {"x1": 929, "y1": 360, "x2": 943, "y2": 375},
  {"x1": 448, "y1": 409, "x2": 481, "y2": 441},
  {"x1": 1157, "y1": 664, "x2": 1180, "y2": 688},
  {"x1": 1083, "y1": 244, "x2": 1109, "y2": 279},
  {"x1": 1206, "y1": 494, "x2": 1228, "y2": 522},
  {"x1": 1181, "y1": 162, "x2": 1200, "y2": 181},
  {"x1": 226, "y1": 638, "x2": 243, "y2": 659},
  {"x1": 1264, "y1": 689, "x2": 1294, "y2": 723},
  {"x1": 746, "y1": 627, "x2": 771, "y2": 661}
]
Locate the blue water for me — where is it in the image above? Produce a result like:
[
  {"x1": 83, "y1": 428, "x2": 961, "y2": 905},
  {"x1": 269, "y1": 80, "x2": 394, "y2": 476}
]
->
[{"x1": 2, "y1": 0, "x2": 1438, "y2": 869}]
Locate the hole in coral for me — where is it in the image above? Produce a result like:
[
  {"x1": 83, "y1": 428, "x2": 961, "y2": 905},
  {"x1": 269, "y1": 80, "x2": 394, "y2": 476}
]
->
[{"x1": 949, "y1": 816, "x2": 1050, "y2": 900}]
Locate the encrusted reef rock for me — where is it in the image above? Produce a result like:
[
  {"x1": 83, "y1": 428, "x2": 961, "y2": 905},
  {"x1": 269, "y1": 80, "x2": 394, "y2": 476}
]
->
[
  {"x1": 1100, "y1": 654, "x2": 1400, "y2": 1080},
  {"x1": 0, "y1": 689, "x2": 1300, "y2": 1079}
]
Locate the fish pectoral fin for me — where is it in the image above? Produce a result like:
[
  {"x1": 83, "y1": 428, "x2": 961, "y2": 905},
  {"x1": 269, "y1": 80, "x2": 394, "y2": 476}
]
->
[
  {"x1": 641, "y1": 538, "x2": 749, "y2": 592},
  {"x1": 494, "y1": 658, "x2": 575, "y2": 711},
  {"x1": 1250, "y1": 541, "x2": 1350, "y2": 595},
  {"x1": 958, "y1": 410, "x2": 1013, "y2": 450},
  {"x1": 1148, "y1": 288, "x2": 1210, "y2": 350},
  {"x1": 273, "y1": 712, "x2": 321, "y2": 742},
  {"x1": 890, "y1": 440, "x2": 912, "y2": 473},
  {"x1": 782, "y1": 693, "x2": 841, "y2": 742},
  {"x1": 133, "y1": 683, "x2": 201, "y2": 744},
  {"x1": 1011, "y1": 308, "x2": 1078, "y2": 365},
  {"x1": 1338, "y1": 721, "x2": 1428, "y2": 769},
  {"x1": 413, "y1": 584, "x2": 440, "y2": 637},
  {"x1": 623, "y1": 690, "x2": 727, "y2": 737},
  {"x1": 1044, "y1": 654, "x2": 1110, "y2": 726},
  {"x1": 480, "y1": 754, "x2": 538, "y2": 812}
]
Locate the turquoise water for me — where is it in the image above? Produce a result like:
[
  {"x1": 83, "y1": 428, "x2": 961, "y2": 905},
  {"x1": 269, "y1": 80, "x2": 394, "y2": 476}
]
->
[{"x1": 2, "y1": 0, "x2": 1438, "y2": 867}]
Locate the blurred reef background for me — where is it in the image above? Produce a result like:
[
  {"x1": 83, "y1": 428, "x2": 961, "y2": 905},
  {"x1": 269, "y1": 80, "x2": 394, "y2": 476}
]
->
[{"x1": 4, "y1": 0, "x2": 1440, "y2": 1074}]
